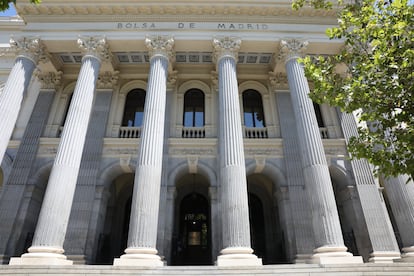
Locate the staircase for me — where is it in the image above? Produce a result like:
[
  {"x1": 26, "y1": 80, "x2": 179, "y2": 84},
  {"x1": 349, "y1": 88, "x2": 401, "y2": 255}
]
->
[{"x1": 1, "y1": 263, "x2": 414, "y2": 276}]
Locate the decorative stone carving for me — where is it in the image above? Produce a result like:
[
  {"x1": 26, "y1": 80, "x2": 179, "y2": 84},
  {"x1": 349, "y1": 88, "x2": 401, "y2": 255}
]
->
[
  {"x1": 167, "y1": 70, "x2": 178, "y2": 89},
  {"x1": 210, "y1": 71, "x2": 219, "y2": 91},
  {"x1": 77, "y1": 36, "x2": 111, "y2": 62},
  {"x1": 37, "y1": 71, "x2": 62, "y2": 90},
  {"x1": 279, "y1": 39, "x2": 309, "y2": 63},
  {"x1": 269, "y1": 72, "x2": 288, "y2": 89},
  {"x1": 212, "y1": 37, "x2": 241, "y2": 63},
  {"x1": 9, "y1": 37, "x2": 49, "y2": 64},
  {"x1": 145, "y1": 36, "x2": 175, "y2": 61},
  {"x1": 97, "y1": 71, "x2": 119, "y2": 89},
  {"x1": 187, "y1": 156, "x2": 198, "y2": 174}
]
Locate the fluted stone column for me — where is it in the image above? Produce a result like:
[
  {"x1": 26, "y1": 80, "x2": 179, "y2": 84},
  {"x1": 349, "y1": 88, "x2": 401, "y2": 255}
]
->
[
  {"x1": 213, "y1": 37, "x2": 261, "y2": 266},
  {"x1": 0, "y1": 37, "x2": 47, "y2": 164},
  {"x1": 9, "y1": 36, "x2": 109, "y2": 266},
  {"x1": 280, "y1": 39, "x2": 362, "y2": 264},
  {"x1": 383, "y1": 175, "x2": 414, "y2": 262},
  {"x1": 0, "y1": 72, "x2": 58, "y2": 263},
  {"x1": 337, "y1": 111, "x2": 400, "y2": 262},
  {"x1": 114, "y1": 36, "x2": 174, "y2": 267}
]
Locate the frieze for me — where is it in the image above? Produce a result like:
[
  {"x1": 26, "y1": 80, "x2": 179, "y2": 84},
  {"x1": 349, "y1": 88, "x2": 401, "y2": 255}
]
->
[
  {"x1": 244, "y1": 148, "x2": 283, "y2": 157},
  {"x1": 169, "y1": 148, "x2": 215, "y2": 156},
  {"x1": 16, "y1": 4, "x2": 337, "y2": 20}
]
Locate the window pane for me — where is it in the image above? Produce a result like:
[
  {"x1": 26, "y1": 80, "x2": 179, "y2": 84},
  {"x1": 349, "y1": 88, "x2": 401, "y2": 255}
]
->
[
  {"x1": 184, "y1": 112, "x2": 194, "y2": 127},
  {"x1": 194, "y1": 112, "x2": 204, "y2": 127},
  {"x1": 244, "y1": 112, "x2": 254, "y2": 127}
]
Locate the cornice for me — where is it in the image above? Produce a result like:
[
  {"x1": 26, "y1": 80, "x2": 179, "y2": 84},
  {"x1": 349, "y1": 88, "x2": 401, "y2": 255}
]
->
[{"x1": 15, "y1": 2, "x2": 337, "y2": 23}]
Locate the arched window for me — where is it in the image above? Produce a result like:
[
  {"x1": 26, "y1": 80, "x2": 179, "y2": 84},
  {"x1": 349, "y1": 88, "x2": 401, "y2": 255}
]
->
[
  {"x1": 122, "y1": 89, "x2": 146, "y2": 127},
  {"x1": 183, "y1": 89, "x2": 204, "y2": 127},
  {"x1": 242, "y1": 90, "x2": 265, "y2": 128}
]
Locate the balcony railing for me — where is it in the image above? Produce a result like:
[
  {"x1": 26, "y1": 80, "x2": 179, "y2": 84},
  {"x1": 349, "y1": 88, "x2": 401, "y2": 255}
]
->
[
  {"x1": 119, "y1": 126, "x2": 141, "y2": 138},
  {"x1": 182, "y1": 127, "x2": 205, "y2": 138},
  {"x1": 244, "y1": 127, "x2": 268, "y2": 138}
]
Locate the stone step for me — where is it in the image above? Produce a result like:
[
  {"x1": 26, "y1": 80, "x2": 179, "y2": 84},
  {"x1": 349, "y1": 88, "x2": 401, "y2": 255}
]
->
[{"x1": 1, "y1": 263, "x2": 414, "y2": 276}]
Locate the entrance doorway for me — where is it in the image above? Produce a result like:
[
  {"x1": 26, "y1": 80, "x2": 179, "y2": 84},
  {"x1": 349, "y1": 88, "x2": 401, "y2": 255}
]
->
[
  {"x1": 247, "y1": 174, "x2": 287, "y2": 264},
  {"x1": 95, "y1": 173, "x2": 133, "y2": 264},
  {"x1": 171, "y1": 174, "x2": 212, "y2": 265}
]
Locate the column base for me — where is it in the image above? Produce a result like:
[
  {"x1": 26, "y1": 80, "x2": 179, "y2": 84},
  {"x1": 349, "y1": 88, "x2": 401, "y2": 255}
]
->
[
  {"x1": 369, "y1": 251, "x2": 401, "y2": 263},
  {"x1": 294, "y1": 254, "x2": 312, "y2": 264},
  {"x1": 401, "y1": 246, "x2": 414, "y2": 262},
  {"x1": 113, "y1": 247, "x2": 164, "y2": 267},
  {"x1": 67, "y1": 254, "x2": 87, "y2": 264},
  {"x1": 308, "y1": 246, "x2": 363, "y2": 265},
  {"x1": 9, "y1": 246, "x2": 73, "y2": 265},
  {"x1": 0, "y1": 255, "x2": 10, "y2": 264},
  {"x1": 216, "y1": 247, "x2": 262, "y2": 266}
]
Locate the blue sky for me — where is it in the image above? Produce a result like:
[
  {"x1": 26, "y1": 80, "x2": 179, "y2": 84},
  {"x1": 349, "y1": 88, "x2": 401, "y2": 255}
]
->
[{"x1": 0, "y1": 3, "x2": 16, "y2": 16}]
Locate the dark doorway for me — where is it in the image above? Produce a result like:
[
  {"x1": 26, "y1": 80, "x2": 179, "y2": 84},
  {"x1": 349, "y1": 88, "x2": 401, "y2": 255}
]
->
[
  {"x1": 172, "y1": 193, "x2": 212, "y2": 265},
  {"x1": 248, "y1": 193, "x2": 266, "y2": 262},
  {"x1": 95, "y1": 174, "x2": 133, "y2": 264}
]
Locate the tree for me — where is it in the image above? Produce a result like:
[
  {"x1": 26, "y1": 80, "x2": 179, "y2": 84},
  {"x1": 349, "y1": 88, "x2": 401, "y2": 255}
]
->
[
  {"x1": 0, "y1": 0, "x2": 40, "y2": 12},
  {"x1": 294, "y1": 0, "x2": 414, "y2": 179}
]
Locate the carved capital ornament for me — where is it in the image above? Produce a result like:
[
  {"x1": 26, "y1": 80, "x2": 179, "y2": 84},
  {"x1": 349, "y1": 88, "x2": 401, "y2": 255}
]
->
[
  {"x1": 212, "y1": 37, "x2": 241, "y2": 64},
  {"x1": 9, "y1": 37, "x2": 49, "y2": 65},
  {"x1": 77, "y1": 36, "x2": 111, "y2": 62},
  {"x1": 279, "y1": 39, "x2": 309, "y2": 63},
  {"x1": 145, "y1": 36, "x2": 175, "y2": 62}
]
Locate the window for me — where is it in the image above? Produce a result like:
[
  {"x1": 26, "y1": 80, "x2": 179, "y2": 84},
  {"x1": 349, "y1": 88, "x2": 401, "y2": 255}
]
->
[
  {"x1": 313, "y1": 102, "x2": 325, "y2": 127},
  {"x1": 122, "y1": 89, "x2": 146, "y2": 127},
  {"x1": 183, "y1": 89, "x2": 204, "y2": 127},
  {"x1": 242, "y1": 90, "x2": 265, "y2": 128},
  {"x1": 61, "y1": 93, "x2": 73, "y2": 126}
]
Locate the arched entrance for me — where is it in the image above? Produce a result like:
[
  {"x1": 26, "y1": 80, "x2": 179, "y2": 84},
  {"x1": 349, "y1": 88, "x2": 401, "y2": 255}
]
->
[
  {"x1": 95, "y1": 173, "x2": 133, "y2": 264},
  {"x1": 247, "y1": 173, "x2": 287, "y2": 264},
  {"x1": 171, "y1": 173, "x2": 212, "y2": 265}
]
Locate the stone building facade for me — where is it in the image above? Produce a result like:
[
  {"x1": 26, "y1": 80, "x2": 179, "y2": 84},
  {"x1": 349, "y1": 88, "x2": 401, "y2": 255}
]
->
[{"x1": 0, "y1": 0, "x2": 413, "y2": 267}]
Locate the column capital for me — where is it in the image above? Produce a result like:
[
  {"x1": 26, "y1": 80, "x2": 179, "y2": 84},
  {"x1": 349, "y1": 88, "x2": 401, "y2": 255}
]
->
[
  {"x1": 36, "y1": 71, "x2": 62, "y2": 90},
  {"x1": 279, "y1": 39, "x2": 309, "y2": 63},
  {"x1": 97, "y1": 71, "x2": 119, "y2": 89},
  {"x1": 212, "y1": 37, "x2": 241, "y2": 64},
  {"x1": 77, "y1": 36, "x2": 111, "y2": 62},
  {"x1": 145, "y1": 36, "x2": 175, "y2": 62},
  {"x1": 9, "y1": 37, "x2": 49, "y2": 65}
]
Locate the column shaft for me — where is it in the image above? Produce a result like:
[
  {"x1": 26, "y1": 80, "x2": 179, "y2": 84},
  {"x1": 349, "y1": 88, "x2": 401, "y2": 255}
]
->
[
  {"x1": 0, "y1": 57, "x2": 36, "y2": 163},
  {"x1": 383, "y1": 175, "x2": 414, "y2": 261},
  {"x1": 338, "y1": 111, "x2": 400, "y2": 262},
  {"x1": 218, "y1": 56, "x2": 251, "y2": 249},
  {"x1": 9, "y1": 52, "x2": 102, "y2": 265},
  {"x1": 213, "y1": 37, "x2": 261, "y2": 266},
  {"x1": 286, "y1": 57, "x2": 344, "y2": 248},
  {"x1": 114, "y1": 36, "x2": 174, "y2": 266},
  {"x1": 128, "y1": 55, "x2": 168, "y2": 249}
]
